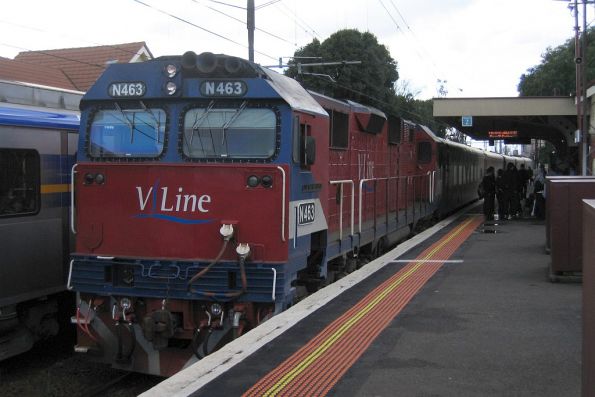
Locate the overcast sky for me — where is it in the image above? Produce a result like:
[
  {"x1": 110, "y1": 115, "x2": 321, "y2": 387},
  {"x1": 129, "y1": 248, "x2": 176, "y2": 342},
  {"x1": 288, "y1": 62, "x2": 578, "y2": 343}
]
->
[{"x1": 0, "y1": 0, "x2": 587, "y2": 99}]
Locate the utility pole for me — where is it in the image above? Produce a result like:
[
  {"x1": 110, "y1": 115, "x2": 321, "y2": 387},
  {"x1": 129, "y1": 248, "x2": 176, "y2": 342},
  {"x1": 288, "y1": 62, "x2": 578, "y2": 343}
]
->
[
  {"x1": 247, "y1": 0, "x2": 255, "y2": 62},
  {"x1": 573, "y1": 0, "x2": 589, "y2": 175},
  {"x1": 581, "y1": 0, "x2": 589, "y2": 175}
]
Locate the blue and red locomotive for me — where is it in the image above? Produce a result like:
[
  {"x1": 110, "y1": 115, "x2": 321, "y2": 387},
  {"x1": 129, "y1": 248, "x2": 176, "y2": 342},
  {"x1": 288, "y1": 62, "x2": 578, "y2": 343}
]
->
[{"x1": 69, "y1": 52, "x2": 529, "y2": 376}]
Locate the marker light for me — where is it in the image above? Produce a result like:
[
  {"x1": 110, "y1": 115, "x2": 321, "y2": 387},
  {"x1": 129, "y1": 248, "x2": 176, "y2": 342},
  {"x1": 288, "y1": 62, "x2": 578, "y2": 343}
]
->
[
  {"x1": 166, "y1": 82, "x2": 177, "y2": 96},
  {"x1": 165, "y1": 64, "x2": 178, "y2": 78},
  {"x1": 261, "y1": 175, "x2": 273, "y2": 188},
  {"x1": 84, "y1": 173, "x2": 95, "y2": 184},
  {"x1": 94, "y1": 173, "x2": 105, "y2": 184}
]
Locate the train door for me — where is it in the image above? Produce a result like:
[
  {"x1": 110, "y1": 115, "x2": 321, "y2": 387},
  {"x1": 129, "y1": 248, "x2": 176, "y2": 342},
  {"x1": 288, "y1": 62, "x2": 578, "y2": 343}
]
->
[
  {"x1": 0, "y1": 127, "x2": 65, "y2": 307},
  {"x1": 290, "y1": 111, "x2": 329, "y2": 281},
  {"x1": 387, "y1": 116, "x2": 400, "y2": 216}
]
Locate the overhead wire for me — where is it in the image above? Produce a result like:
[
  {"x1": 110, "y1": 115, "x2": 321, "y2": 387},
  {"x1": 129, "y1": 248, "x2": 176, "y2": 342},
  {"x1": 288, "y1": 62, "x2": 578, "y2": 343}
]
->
[
  {"x1": 0, "y1": 41, "x2": 106, "y2": 69},
  {"x1": 206, "y1": 0, "x2": 246, "y2": 10},
  {"x1": 0, "y1": 19, "x2": 147, "y2": 62},
  {"x1": 387, "y1": 0, "x2": 444, "y2": 79},
  {"x1": 306, "y1": 72, "x2": 438, "y2": 124},
  {"x1": 133, "y1": 0, "x2": 278, "y2": 61},
  {"x1": 377, "y1": 0, "x2": 436, "y2": 79},
  {"x1": 190, "y1": 0, "x2": 295, "y2": 45},
  {"x1": 377, "y1": 0, "x2": 463, "y2": 94},
  {"x1": 275, "y1": 1, "x2": 320, "y2": 40},
  {"x1": 256, "y1": 0, "x2": 282, "y2": 10}
]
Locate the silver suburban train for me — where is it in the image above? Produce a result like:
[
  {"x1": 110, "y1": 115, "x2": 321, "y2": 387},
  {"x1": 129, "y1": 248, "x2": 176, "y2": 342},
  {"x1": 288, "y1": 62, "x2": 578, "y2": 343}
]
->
[{"x1": 0, "y1": 80, "x2": 81, "y2": 360}]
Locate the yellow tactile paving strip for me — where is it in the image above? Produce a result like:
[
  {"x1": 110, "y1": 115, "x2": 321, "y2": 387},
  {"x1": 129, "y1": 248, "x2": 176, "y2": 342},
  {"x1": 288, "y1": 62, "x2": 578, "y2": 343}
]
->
[{"x1": 244, "y1": 215, "x2": 483, "y2": 397}]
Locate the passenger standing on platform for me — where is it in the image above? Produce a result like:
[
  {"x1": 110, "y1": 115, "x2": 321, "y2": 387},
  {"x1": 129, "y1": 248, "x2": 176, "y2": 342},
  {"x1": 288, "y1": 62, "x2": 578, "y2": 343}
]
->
[
  {"x1": 503, "y1": 162, "x2": 519, "y2": 219},
  {"x1": 532, "y1": 165, "x2": 546, "y2": 219},
  {"x1": 481, "y1": 166, "x2": 496, "y2": 220},
  {"x1": 518, "y1": 164, "x2": 529, "y2": 200},
  {"x1": 495, "y1": 168, "x2": 506, "y2": 220}
]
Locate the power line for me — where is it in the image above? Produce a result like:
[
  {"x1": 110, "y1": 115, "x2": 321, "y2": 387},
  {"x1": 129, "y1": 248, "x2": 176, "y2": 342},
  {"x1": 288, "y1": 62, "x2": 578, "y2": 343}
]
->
[
  {"x1": 190, "y1": 0, "x2": 295, "y2": 45},
  {"x1": 206, "y1": 0, "x2": 246, "y2": 10},
  {"x1": 378, "y1": 0, "x2": 403, "y2": 33},
  {"x1": 133, "y1": 0, "x2": 278, "y2": 61},
  {"x1": 0, "y1": 19, "x2": 146, "y2": 61},
  {"x1": 377, "y1": 0, "x2": 463, "y2": 94},
  {"x1": 388, "y1": 0, "x2": 412, "y2": 32},
  {"x1": 307, "y1": 72, "x2": 435, "y2": 123},
  {"x1": 276, "y1": 2, "x2": 320, "y2": 39},
  {"x1": 256, "y1": 0, "x2": 282, "y2": 10},
  {"x1": 0, "y1": 41, "x2": 105, "y2": 69}
]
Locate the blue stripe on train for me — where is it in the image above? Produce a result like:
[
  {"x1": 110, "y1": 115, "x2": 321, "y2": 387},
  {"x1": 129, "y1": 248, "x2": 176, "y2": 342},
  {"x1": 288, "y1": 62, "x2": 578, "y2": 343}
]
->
[{"x1": 0, "y1": 106, "x2": 79, "y2": 130}]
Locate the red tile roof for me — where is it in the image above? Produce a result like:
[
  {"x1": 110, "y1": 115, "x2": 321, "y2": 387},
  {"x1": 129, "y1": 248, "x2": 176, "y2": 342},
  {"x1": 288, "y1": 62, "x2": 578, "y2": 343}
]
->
[
  {"x1": 0, "y1": 56, "x2": 77, "y2": 90},
  {"x1": 11, "y1": 42, "x2": 152, "y2": 91}
]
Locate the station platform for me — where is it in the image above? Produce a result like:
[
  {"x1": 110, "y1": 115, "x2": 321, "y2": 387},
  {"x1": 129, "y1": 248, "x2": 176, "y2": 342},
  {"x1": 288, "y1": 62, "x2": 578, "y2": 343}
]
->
[{"x1": 142, "y1": 204, "x2": 581, "y2": 397}]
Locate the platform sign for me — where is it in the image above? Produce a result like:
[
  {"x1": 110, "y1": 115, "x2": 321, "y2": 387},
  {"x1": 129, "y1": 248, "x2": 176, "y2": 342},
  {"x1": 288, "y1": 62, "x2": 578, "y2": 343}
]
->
[
  {"x1": 461, "y1": 116, "x2": 473, "y2": 127},
  {"x1": 488, "y1": 130, "x2": 518, "y2": 138}
]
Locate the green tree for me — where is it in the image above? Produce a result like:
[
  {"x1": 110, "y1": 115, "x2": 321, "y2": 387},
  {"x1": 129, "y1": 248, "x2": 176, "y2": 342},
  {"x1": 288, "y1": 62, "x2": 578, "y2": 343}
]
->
[
  {"x1": 285, "y1": 29, "x2": 398, "y2": 106},
  {"x1": 285, "y1": 29, "x2": 449, "y2": 138},
  {"x1": 518, "y1": 27, "x2": 595, "y2": 96}
]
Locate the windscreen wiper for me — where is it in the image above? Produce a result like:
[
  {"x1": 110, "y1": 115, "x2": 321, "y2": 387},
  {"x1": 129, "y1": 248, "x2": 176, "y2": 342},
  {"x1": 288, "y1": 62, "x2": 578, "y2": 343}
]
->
[
  {"x1": 219, "y1": 101, "x2": 247, "y2": 157},
  {"x1": 140, "y1": 101, "x2": 162, "y2": 143}
]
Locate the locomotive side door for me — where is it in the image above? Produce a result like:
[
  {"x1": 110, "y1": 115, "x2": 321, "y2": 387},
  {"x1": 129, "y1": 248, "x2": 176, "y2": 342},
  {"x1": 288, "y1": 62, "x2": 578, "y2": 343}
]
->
[{"x1": 289, "y1": 112, "x2": 329, "y2": 278}]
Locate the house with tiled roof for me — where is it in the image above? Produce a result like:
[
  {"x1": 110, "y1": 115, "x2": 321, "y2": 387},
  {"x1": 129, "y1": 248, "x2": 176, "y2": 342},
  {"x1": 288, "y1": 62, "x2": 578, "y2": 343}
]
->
[
  {"x1": 0, "y1": 42, "x2": 152, "y2": 92},
  {"x1": 0, "y1": 56, "x2": 78, "y2": 91}
]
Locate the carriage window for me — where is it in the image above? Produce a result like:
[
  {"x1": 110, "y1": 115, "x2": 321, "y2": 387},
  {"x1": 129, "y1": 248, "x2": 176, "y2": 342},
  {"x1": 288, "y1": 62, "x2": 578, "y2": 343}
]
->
[
  {"x1": 0, "y1": 149, "x2": 40, "y2": 217},
  {"x1": 387, "y1": 116, "x2": 401, "y2": 145},
  {"x1": 89, "y1": 107, "x2": 166, "y2": 158},
  {"x1": 417, "y1": 142, "x2": 432, "y2": 164},
  {"x1": 328, "y1": 109, "x2": 348, "y2": 149},
  {"x1": 182, "y1": 105, "x2": 276, "y2": 159}
]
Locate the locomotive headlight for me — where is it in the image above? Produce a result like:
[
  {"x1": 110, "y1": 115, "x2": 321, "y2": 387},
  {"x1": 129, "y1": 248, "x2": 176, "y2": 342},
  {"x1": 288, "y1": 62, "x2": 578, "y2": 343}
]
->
[
  {"x1": 247, "y1": 175, "x2": 260, "y2": 188},
  {"x1": 165, "y1": 64, "x2": 178, "y2": 78},
  {"x1": 94, "y1": 173, "x2": 105, "y2": 184},
  {"x1": 210, "y1": 303, "x2": 223, "y2": 317},
  {"x1": 165, "y1": 81, "x2": 177, "y2": 96}
]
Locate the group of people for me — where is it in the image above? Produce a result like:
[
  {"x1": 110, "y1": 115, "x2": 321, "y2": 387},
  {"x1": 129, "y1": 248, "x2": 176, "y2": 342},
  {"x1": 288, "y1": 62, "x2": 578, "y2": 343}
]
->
[{"x1": 480, "y1": 163, "x2": 547, "y2": 221}]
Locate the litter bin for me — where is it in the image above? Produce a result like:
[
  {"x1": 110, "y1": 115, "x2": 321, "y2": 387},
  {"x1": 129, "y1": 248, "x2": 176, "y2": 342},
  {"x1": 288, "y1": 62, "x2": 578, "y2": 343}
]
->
[
  {"x1": 548, "y1": 178, "x2": 595, "y2": 281},
  {"x1": 582, "y1": 199, "x2": 595, "y2": 396}
]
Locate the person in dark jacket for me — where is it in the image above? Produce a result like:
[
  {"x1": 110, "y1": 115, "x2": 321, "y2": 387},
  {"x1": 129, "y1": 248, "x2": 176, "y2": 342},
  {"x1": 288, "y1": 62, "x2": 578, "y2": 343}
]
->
[
  {"x1": 518, "y1": 164, "x2": 529, "y2": 200},
  {"x1": 503, "y1": 162, "x2": 520, "y2": 219},
  {"x1": 481, "y1": 166, "x2": 496, "y2": 220},
  {"x1": 495, "y1": 168, "x2": 506, "y2": 220},
  {"x1": 532, "y1": 165, "x2": 547, "y2": 219}
]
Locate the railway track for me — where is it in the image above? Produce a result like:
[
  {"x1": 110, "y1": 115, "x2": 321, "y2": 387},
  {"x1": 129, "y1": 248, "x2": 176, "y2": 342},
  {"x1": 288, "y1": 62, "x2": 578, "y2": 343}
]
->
[{"x1": 0, "y1": 335, "x2": 161, "y2": 397}]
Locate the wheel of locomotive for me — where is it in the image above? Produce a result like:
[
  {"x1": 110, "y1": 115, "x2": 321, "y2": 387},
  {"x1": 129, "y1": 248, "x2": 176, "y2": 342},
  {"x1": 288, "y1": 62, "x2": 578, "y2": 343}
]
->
[
  {"x1": 374, "y1": 237, "x2": 388, "y2": 258},
  {"x1": 345, "y1": 256, "x2": 357, "y2": 273}
]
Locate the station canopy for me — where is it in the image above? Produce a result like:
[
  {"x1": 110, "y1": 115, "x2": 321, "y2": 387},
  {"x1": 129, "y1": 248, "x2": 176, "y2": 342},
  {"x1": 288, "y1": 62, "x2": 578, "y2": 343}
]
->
[{"x1": 433, "y1": 97, "x2": 579, "y2": 150}]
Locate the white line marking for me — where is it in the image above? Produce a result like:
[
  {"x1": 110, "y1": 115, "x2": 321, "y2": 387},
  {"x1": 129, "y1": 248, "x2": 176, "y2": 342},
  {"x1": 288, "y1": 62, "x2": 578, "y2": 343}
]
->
[{"x1": 390, "y1": 259, "x2": 464, "y2": 263}]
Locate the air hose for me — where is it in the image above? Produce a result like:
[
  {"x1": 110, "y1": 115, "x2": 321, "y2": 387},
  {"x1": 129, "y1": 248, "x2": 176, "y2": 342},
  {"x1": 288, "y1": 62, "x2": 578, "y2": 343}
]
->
[
  {"x1": 188, "y1": 255, "x2": 248, "y2": 299},
  {"x1": 187, "y1": 239, "x2": 230, "y2": 286}
]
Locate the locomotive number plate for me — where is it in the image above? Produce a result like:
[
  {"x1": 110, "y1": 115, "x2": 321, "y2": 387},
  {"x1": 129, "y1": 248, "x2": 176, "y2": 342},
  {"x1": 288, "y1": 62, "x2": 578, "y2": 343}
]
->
[
  {"x1": 298, "y1": 202, "x2": 316, "y2": 225},
  {"x1": 200, "y1": 80, "x2": 247, "y2": 97},
  {"x1": 108, "y1": 82, "x2": 146, "y2": 98}
]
